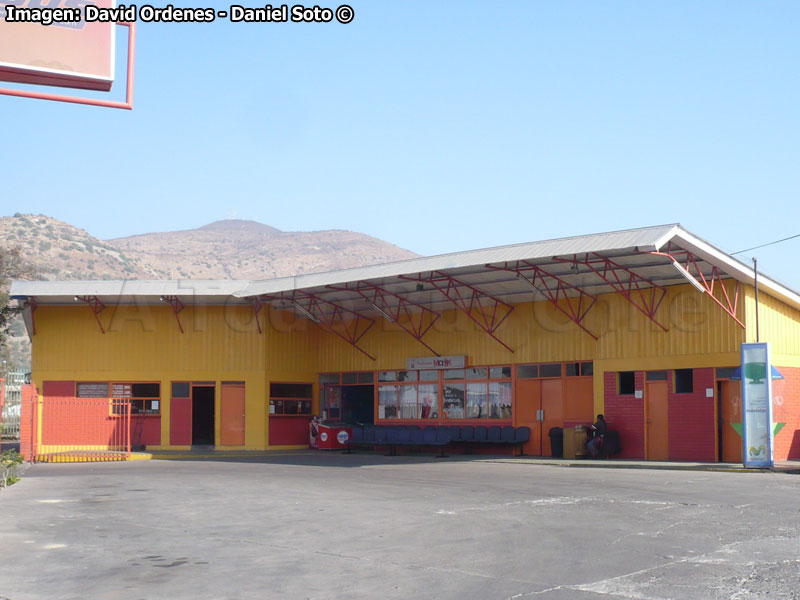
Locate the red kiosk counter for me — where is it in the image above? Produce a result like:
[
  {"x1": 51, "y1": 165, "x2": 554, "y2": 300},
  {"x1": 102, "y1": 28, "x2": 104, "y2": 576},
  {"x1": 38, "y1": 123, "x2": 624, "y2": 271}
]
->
[{"x1": 313, "y1": 422, "x2": 353, "y2": 450}]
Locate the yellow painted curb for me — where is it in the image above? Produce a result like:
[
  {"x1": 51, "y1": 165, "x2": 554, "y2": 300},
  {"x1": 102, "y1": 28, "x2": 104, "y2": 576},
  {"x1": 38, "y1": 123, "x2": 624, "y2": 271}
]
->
[{"x1": 149, "y1": 451, "x2": 308, "y2": 460}]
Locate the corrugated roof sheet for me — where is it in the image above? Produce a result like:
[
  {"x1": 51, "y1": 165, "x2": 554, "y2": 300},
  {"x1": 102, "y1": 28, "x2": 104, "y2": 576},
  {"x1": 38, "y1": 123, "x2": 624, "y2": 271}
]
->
[
  {"x1": 10, "y1": 280, "x2": 249, "y2": 298},
  {"x1": 10, "y1": 223, "x2": 800, "y2": 312},
  {"x1": 234, "y1": 224, "x2": 680, "y2": 297}
]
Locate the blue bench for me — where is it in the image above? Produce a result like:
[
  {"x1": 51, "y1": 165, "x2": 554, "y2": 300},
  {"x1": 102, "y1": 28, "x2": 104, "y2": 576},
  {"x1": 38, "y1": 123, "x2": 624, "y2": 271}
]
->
[
  {"x1": 349, "y1": 425, "x2": 451, "y2": 457},
  {"x1": 348, "y1": 424, "x2": 530, "y2": 457},
  {"x1": 448, "y1": 425, "x2": 530, "y2": 456}
]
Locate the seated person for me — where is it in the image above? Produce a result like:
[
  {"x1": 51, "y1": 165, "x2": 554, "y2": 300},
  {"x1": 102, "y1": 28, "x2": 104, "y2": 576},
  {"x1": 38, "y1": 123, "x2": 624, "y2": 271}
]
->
[{"x1": 587, "y1": 414, "x2": 608, "y2": 458}]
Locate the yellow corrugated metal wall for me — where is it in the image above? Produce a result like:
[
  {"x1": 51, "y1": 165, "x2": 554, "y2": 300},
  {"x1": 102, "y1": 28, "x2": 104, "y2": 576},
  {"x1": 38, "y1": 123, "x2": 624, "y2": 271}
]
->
[
  {"x1": 315, "y1": 282, "x2": 746, "y2": 412},
  {"x1": 32, "y1": 305, "x2": 266, "y2": 449},
  {"x1": 263, "y1": 307, "x2": 322, "y2": 446},
  {"x1": 743, "y1": 285, "x2": 800, "y2": 366},
  {"x1": 31, "y1": 280, "x2": 759, "y2": 449}
]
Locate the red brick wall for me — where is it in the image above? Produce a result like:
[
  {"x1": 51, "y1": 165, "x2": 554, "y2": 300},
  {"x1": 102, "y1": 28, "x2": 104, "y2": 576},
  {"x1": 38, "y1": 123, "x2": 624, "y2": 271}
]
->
[
  {"x1": 603, "y1": 371, "x2": 645, "y2": 459},
  {"x1": 772, "y1": 366, "x2": 800, "y2": 461},
  {"x1": 667, "y1": 367, "x2": 715, "y2": 462}
]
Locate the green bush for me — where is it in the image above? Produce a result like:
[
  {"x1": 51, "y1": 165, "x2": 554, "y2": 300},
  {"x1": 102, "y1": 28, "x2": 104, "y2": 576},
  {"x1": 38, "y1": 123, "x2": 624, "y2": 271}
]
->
[{"x1": 1, "y1": 449, "x2": 23, "y2": 489}]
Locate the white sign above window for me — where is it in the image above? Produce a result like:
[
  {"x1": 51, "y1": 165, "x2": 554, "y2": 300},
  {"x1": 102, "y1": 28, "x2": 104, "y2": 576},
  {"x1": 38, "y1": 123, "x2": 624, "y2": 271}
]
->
[{"x1": 406, "y1": 356, "x2": 466, "y2": 370}]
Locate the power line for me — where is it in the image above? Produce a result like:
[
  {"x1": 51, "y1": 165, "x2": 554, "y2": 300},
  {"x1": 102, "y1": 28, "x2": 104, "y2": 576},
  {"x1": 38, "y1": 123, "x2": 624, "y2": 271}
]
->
[{"x1": 731, "y1": 233, "x2": 800, "y2": 256}]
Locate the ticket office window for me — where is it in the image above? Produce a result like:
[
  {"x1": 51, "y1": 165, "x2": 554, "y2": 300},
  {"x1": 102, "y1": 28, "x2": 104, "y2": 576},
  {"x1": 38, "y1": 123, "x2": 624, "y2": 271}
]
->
[
  {"x1": 77, "y1": 381, "x2": 161, "y2": 415},
  {"x1": 270, "y1": 383, "x2": 313, "y2": 416}
]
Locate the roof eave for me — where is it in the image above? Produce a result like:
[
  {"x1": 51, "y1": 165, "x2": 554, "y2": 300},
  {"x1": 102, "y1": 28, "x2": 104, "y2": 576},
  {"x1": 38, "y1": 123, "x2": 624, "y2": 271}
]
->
[{"x1": 669, "y1": 228, "x2": 800, "y2": 312}]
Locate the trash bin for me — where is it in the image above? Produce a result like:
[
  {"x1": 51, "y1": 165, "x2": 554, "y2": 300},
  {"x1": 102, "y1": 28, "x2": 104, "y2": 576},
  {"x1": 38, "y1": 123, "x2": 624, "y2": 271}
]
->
[{"x1": 548, "y1": 426, "x2": 564, "y2": 458}]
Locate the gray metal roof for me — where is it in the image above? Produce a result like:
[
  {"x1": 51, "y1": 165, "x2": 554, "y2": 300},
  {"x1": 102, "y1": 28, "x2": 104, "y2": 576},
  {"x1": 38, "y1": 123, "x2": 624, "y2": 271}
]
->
[
  {"x1": 10, "y1": 224, "x2": 800, "y2": 323},
  {"x1": 10, "y1": 280, "x2": 250, "y2": 305},
  {"x1": 234, "y1": 223, "x2": 680, "y2": 298}
]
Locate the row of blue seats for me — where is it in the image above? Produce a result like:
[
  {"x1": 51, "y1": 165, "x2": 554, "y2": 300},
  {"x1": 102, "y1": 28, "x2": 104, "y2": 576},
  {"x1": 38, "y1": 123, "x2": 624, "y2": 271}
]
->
[{"x1": 348, "y1": 425, "x2": 531, "y2": 456}]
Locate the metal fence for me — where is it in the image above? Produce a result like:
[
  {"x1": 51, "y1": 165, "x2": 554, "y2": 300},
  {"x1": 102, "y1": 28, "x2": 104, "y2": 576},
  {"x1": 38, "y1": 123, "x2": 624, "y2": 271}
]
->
[
  {"x1": 28, "y1": 395, "x2": 131, "y2": 463},
  {"x1": 1, "y1": 371, "x2": 27, "y2": 440}
]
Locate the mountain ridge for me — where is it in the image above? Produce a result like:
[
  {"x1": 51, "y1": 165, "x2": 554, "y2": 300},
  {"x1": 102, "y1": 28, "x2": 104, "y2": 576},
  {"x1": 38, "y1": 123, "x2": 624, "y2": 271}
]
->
[{"x1": 0, "y1": 213, "x2": 419, "y2": 370}]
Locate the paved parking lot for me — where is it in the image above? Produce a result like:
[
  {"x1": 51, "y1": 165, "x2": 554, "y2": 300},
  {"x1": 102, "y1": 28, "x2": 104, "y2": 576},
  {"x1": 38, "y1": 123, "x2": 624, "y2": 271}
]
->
[{"x1": 1, "y1": 453, "x2": 799, "y2": 600}]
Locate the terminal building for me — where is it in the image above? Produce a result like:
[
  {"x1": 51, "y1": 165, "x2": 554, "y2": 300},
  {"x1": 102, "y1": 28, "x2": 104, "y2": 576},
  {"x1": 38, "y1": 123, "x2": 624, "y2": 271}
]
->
[{"x1": 10, "y1": 224, "x2": 800, "y2": 462}]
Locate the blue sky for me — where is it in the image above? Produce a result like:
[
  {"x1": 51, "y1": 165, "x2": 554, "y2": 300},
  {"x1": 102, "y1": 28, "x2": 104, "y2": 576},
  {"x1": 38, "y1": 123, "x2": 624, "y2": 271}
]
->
[{"x1": 2, "y1": 1, "x2": 800, "y2": 286}]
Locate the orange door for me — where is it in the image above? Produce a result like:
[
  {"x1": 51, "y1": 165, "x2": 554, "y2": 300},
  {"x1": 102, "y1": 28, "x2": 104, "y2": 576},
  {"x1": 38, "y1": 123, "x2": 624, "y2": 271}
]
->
[
  {"x1": 541, "y1": 379, "x2": 564, "y2": 457},
  {"x1": 564, "y1": 378, "x2": 593, "y2": 423},
  {"x1": 719, "y1": 381, "x2": 743, "y2": 463},
  {"x1": 220, "y1": 384, "x2": 245, "y2": 446},
  {"x1": 646, "y1": 381, "x2": 669, "y2": 460},
  {"x1": 514, "y1": 379, "x2": 542, "y2": 455}
]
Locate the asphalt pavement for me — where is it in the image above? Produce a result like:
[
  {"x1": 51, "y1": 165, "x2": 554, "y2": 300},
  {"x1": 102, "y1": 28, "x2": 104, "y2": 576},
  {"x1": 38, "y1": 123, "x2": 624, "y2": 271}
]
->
[{"x1": 1, "y1": 452, "x2": 799, "y2": 600}]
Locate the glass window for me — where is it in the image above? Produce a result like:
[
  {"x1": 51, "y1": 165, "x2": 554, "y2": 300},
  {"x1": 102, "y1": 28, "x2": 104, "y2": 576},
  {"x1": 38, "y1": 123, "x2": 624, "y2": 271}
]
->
[
  {"x1": 489, "y1": 382, "x2": 512, "y2": 419},
  {"x1": 77, "y1": 382, "x2": 108, "y2": 398},
  {"x1": 269, "y1": 398, "x2": 312, "y2": 416},
  {"x1": 419, "y1": 384, "x2": 438, "y2": 419},
  {"x1": 399, "y1": 386, "x2": 419, "y2": 419},
  {"x1": 443, "y1": 383, "x2": 465, "y2": 419},
  {"x1": 517, "y1": 364, "x2": 538, "y2": 379},
  {"x1": 444, "y1": 369, "x2": 465, "y2": 380},
  {"x1": 378, "y1": 371, "x2": 397, "y2": 382},
  {"x1": 270, "y1": 383, "x2": 312, "y2": 399},
  {"x1": 398, "y1": 370, "x2": 418, "y2": 382},
  {"x1": 357, "y1": 372, "x2": 374, "y2": 384},
  {"x1": 323, "y1": 386, "x2": 340, "y2": 420},
  {"x1": 716, "y1": 367, "x2": 737, "y2": 379},
  {"x1": 618, "y1": 372, "x2": 636, "y2": 395},
  {"x1": 466, "y1": 368, "x2": 488, "y2": 380},
  {"x1": 319, "y1": 373, "x2": 339, "y2": 385},
  {"x1": 378, "y1": 385, "x2": 397, "y2": 419},
  {"x1": 675, "y1": 369, "x2": 693, "y2": 394},
  {"x1": 565, "y1": 363, "x2": 580, "y2": 377},
  {"x1": 466, "y1": 383, "x2": 487, "y2": 418},
  {"x1": 171, "y1": 382, "x2": 190, "y2": 398},
  {"x1": 270, "y1": 383, "x2": 313, "y2": 415},
  {"x1": 540, "y1": 363, "x2": 562, "y2": 378},
  {"x1": 418, "y1": 369, "x2": 438, "y2": 381},
  {"x1": 342, "y1": 372, "x2": 358, "y2": 385},
  {"x1": 581, "y1": 362, "x2": 594, "y2": 376},
  {"x1": 646, "y1": 371, "x2": 668, "y2": 381},
  {"x1": 103, "y1": 382, "x2": 162, "y2": 415},
  {"x1": 489, "y1": 366, "x2": 512, "y2": 379},
  {"x1": 131, "y1": 383, "x2": 160, "y2": 398}
]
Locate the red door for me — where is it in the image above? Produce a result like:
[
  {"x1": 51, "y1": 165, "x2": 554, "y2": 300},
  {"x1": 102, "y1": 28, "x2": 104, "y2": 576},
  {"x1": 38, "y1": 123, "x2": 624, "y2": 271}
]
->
[{"x1": 170, "y1": 397, "x2": 192, "y2": 446}]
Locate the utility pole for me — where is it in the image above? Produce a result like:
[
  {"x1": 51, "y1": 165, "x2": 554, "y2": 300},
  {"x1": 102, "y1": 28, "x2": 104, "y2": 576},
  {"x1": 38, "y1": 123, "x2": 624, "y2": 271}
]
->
[{"x1": 753, "y1": 258, "x2": 760, "y2": 342}]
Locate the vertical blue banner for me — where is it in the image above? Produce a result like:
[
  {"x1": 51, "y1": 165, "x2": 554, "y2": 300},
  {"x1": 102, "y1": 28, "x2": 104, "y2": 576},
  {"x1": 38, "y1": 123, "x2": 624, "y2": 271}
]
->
[{"x1": 740, "y1": 342, "x2": 774, "y2": 468}]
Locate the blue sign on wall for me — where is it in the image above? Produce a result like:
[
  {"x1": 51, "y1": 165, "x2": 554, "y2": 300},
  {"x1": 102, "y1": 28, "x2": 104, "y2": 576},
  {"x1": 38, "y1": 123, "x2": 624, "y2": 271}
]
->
[{"x1": 740, "y1": 342, "x2": 774, "y2": 468}]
